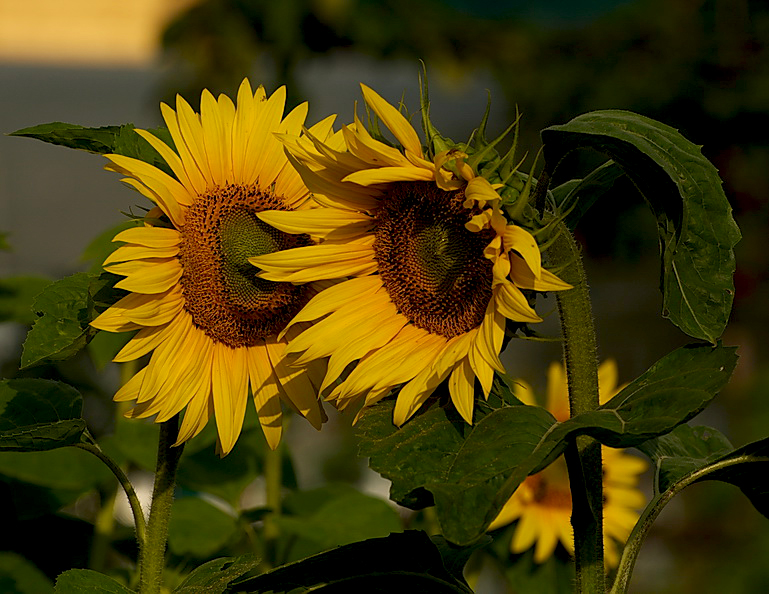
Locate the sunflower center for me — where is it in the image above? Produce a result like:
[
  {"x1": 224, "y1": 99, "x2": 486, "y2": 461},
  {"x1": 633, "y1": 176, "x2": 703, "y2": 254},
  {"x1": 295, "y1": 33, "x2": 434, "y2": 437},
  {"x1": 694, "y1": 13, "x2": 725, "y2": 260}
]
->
[
  {"x1": 179, "y1": 184, "x2": 311, "y2": 348},
  {"x1": 374, "y1": 181, "x2": 494, "y2": 338}
]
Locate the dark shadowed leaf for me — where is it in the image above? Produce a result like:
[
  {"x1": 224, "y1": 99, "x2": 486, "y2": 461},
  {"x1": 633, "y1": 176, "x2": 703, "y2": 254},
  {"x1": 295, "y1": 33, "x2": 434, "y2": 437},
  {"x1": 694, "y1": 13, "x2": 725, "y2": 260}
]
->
[
  {"x1": 54, "y1": 569, "x2": 133, "y2": 594},
  {"x1": 541, "y1": 110, "x2": 740, "y2": 343},
  {"x1": 168, "y1": 497, "x2": 240, "y2": 558},
  {"x1": 174, "y1": 555, "x2": 259, "y2": 594},
  {"x1": 0, "y1": 379, "x2": 85, "y2": 452},
  {"x1": 358, "y1": 344, "x2": 736, "y2": 545},
  {"x1": 550, "y1": 160, "x2": 625, "y2": 230},
  {"x1": 234, "y1": 531, "x2": 476, "y2": 594},
  {"x1": 0, "y1": 552, "x2": 53, "y2": 594},
  {"x1": 0, "y1": 447, "x2": 111, "y2": 491}
]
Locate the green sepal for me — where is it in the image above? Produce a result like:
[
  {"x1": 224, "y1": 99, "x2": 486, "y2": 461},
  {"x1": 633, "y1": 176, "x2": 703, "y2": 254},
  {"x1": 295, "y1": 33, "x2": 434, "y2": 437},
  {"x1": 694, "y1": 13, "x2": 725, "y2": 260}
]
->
[
  {"x1": 541, "y1": 110, "x2": 741, "y2": 343},
  {"x1": 20, "y1": 272, "x2": 125, "y2": 369},
  {"x1": 0, "y1": 379, "x2": 85, "y2": 452},
  {"x1": 232, "y1": 531, "x2": 478, "y2": 593},
  {"x1": 10, "y1": 122, "x2": 174, "y2": 176}
]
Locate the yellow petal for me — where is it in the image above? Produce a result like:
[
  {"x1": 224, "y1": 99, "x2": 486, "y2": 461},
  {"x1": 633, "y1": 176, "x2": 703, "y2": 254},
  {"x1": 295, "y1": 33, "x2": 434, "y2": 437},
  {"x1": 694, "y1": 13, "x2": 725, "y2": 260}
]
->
[
  {"x1": 112, "y1": 226, "x2": 181, "y2": 248},
  {"x1": 134, "y1": 128, "x2": 198, "y2": 196},
  {"x1": 176, "y1": 93, "x2": 214, "y2": 186},
  {"x1": 257, "y1": 208, "x2": 373, "y2": 240},
  {"x1": 504, "y1": 225, "x2": 541, "y2": 279},
  {"x1": 251, "y1": 241, "x2": 376, "y2": 283},
  {"x1": 212, "y1": 344, "x2": 249, "y2": 455},
  {"x1": 200, "y1": 88, "x2": 228, "y2": 183},
  {"x1": 495, "y1": 282, "x2": 542, "y2": 323},
  {"x1": 160, "y1": 102, "x2": 207, "y2": 195},
  {"x1": 245, "y1": 341, "x2": 283, "y2": 450},
  {"x1": 448, "y1": 358, "x2": 476, "y2": 424},
  {"x1": 509, "y1": 253, "x2": 572, "y2": 292},
  {"x1": 103, "y1": 243, "x2": 179, "y2": 266},
  {"x1": 343, "y1": 166, "x2": 433, "y2": 186},
  {"x1": 106, "y1": 258, "x2": 183, "y2": 294},
  {"x1": 360, "y1": 84, "x2": 423, "y2": 158}
]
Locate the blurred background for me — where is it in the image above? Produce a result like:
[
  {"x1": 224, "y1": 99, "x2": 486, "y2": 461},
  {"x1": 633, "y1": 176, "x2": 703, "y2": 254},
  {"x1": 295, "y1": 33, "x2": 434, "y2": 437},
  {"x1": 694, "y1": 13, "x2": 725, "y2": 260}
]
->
[{"x1": 1, "y1": 0, "x2": 768, "y2": 592}]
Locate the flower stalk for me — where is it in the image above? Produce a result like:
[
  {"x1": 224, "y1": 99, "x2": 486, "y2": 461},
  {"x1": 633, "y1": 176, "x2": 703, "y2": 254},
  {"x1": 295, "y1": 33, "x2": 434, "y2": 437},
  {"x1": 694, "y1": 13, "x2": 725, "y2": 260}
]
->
[
  {"x1": 548, "y1": 221, "x2": 605, "y2": 592},
  {"x1": 139, "y1": 418, "x2": 184, "y2": 594}
]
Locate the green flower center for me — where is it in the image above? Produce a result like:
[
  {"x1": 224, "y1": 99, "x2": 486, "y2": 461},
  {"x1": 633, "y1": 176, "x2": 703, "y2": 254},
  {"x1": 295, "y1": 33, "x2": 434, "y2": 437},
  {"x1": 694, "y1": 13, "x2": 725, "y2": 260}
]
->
[
  {"x1": 374, "y1": 181, "x2": 494, "y2": 338},
  {"x1": 179, "y1": 184, "x2": 311, "y2": 348}
]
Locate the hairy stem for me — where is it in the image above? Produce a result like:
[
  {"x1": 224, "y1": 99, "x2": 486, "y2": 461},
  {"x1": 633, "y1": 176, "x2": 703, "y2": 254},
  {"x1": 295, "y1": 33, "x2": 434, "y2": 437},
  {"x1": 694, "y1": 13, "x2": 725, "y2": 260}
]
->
[
  {"x1": 139, "y1": 418, "x2": 184, "y2": 594},
  {"x1": 549, "y1": 222, "x2": 605, "y2": 592}
]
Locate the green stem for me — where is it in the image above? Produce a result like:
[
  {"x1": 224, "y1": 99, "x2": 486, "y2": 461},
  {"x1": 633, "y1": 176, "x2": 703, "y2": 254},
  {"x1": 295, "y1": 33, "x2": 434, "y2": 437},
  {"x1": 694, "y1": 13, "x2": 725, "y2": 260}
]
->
[
  {"x1": 139, "y1": 418, "x2": 184, "y2": 594},
  {"x1": 549, "y1": 223, "x2": 605, "y2": 592},
  {"x1": 261, "y1": 442, "x2": 283, "y2": 570},
  {"x1": 75, "y1": 440, "x2": 146, "y2": 546}
]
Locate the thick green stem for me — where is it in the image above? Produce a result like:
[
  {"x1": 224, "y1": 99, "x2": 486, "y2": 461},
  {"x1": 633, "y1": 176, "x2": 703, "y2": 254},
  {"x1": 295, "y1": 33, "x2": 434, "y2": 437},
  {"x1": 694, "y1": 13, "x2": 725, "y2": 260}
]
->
[
  {"x1": 549, "y1": 223, "x2": 605, "y2": 592},
  {"x1": 139, "y1": 418, "x2": 184, "y2": 594}
]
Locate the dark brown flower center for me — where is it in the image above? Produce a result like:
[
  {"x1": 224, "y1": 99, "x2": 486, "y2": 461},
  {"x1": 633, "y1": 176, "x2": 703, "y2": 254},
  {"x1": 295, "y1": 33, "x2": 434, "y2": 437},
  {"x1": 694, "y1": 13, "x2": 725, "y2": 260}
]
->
[
  {"x1": 179, "y1": 184, "x2": 311, "y2": 348},
  {"x1": 374, "y1": 181, "x2": 494, "y2": 338}
]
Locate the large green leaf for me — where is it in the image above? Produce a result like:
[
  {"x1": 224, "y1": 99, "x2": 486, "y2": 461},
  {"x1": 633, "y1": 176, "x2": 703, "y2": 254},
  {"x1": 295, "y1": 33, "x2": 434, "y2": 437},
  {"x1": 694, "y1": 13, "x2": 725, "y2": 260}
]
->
[
  {"x1": 276, "y1": 484, "x2": 403, "y2": 562},
  {"x1": 10, "y1": 123, "x2": 173, "y2": 176},
  {"x1": 233, "y1": 531, "x2": 477, "y2": 594},
  {"x1": 174, "y1": 555, "x2": 259, "y2": 594},
  {"x1": 168, "y1": 497, "x2": 240, "y2": 558},
  {"x1": 21, "y1": 272, "x2": 124, "y2": 369},
  {"x1": 637, "y1": 424, "x2": 734, "y2": 493},
  {"x1": 0, "y1": 379, "x2": 85, "y2": 452},
  {"x1": 0, "y1": 447, "x2": 111, "y2": 491},
  {"x1": 541, "y1": 110, "x2": 740, "y2": 343},
  {"x1": 54, "y1": 569, "x2": 133, "y2": 594},
  {"x1": 358, "y1": 344, "x2": 736, "y2": 545}
]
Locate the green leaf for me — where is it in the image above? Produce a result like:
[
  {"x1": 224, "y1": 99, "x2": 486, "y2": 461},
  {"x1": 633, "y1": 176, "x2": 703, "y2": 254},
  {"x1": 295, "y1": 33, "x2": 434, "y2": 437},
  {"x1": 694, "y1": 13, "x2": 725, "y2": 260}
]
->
[
  {"x1": 0, "y1": 379, "x2": 86, "y2": 452},
  {"x1": 638, "y1": 424, "x2": 734, "y2": 493},
  {"x1": 0, "y1": 447, "x2": 111, "y2": 491},
  {"x1": 174, "y1": 555, "x2": 259, "y2": 594},
  {"x1": 0, "y1": 231, "x2": 10, "y2": 251},
  {"x1": 276, "y1": 484, "x2": 403, "y2": 562},
  {"x1": 541, "y1": 110, "x2": 741, "y2": 343},
  {"x1": 0, "y1": 276, "x2": 51, "y2": 325},
  {"x1": 0, "y1": 553, "x2": 53, "y2": 594},
  {"x1": 54, "y1": 569, "x2": 133, "y2": 594},
  {"x1": 234, "y1": 531, "x2": 476, "y2": 594},
  {"x1": 574, "y1": 343, "x2": 738, "y2": 449},
  {"x1": 10, "y1": 123, "x2": 173, "y2": 176},
  {"x1": 168, "y1": 497, "x2": 239, "y2": 558},
  {"x1": 358, "y1": 344, "x2": 736, "y2": 545},
  {"x1": 21, "y1": 272, "x2": 124, "y2": 369},
  {"x1": 100, "y1": 416, "x2": 159, "y2": 471}
]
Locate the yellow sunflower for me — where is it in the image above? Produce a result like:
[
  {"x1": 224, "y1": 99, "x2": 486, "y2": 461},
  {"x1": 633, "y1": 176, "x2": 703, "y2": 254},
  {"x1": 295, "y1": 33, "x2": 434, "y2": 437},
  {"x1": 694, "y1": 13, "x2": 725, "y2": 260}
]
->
[
  {"x1": 488, "y1": 360, "x2": 648, "y2": 568},
  {"x1": 248, "y1": 84, "x2": 571, "y2": 425},
  {"x1": 91, "y1": 80, "x2": 330, "y2": 455}
]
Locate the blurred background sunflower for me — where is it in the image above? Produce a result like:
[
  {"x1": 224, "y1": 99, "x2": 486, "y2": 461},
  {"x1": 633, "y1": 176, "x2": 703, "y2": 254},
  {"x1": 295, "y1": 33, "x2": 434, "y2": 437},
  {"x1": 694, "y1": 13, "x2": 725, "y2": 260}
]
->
[{"x1": 2, "y1": 1, "x2": 769, "y2": 592}]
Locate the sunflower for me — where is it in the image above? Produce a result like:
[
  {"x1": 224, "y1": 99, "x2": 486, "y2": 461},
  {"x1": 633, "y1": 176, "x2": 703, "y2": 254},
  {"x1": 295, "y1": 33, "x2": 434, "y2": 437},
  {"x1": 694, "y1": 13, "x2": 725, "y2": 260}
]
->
[
  {"x1": 488, "y1": 360, "x2": 648, "y2": 568},
  {"x1": 248, "y1": 84, "x2": 571, "y2": 425},
  {"x1": 91, "y1": 80, "x2": 330, "y2": 454}
]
